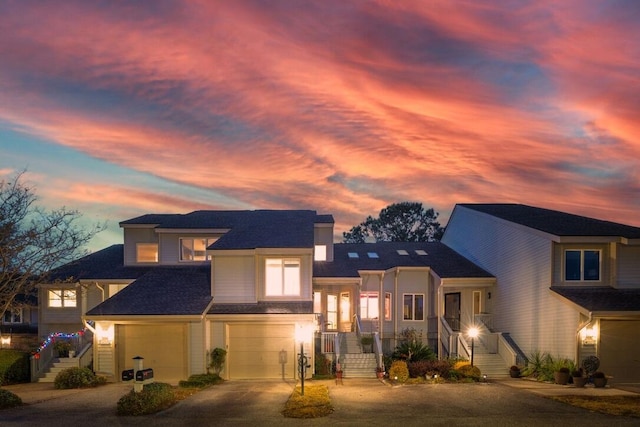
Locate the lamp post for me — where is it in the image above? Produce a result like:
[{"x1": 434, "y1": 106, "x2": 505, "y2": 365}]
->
[
  {"x1": 468, "y1": 327, "x2": 479, "y2": 367},
  {"x1": 295, "y1": 324, "x2": 312, "y2": 396}
]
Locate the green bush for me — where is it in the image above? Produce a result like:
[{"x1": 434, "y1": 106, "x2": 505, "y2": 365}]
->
[
  {"x1": 392, "y1": 340, "x2": 436, "y2": 363},
  {"x1": 314, "y1": 355, "x2": 332, "y2": 377},
  {"x1": 0, "y1": 388, "x2": 23, "y2": 409},
  {"x1": 117, "y1": 382, "x2": 176, "y2": 416},
  {"x1": 54, "y1": 367, "x2": 105, "y2": 389},
  {"x1": 178, "y1": 373, "x2": 222, "y2": 388},
  {"x1": 407, "y1": 359, "x2": 452, "y2": 378},
  {"x1": 388, "y1": 360, "x2": 409, "y2": 383},
  {"x1": 0, "y1": 350, "x2": 30, "y2": 385},
  {"x1": 457, "y1": 364, "x2": 482, "y2": 381}
]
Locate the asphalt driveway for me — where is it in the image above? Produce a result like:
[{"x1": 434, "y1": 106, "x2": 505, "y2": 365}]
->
[{"x1": 2, "y1": 379, "x2": 639, "y2": 426}]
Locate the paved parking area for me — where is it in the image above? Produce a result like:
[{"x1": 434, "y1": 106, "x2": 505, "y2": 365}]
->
[{"x1": 2, "y1": 378, "x2": 639, "y2": 426}]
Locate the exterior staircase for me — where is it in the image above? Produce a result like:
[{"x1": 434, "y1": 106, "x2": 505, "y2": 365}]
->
[
  {"x1": 38, "y1": 357, "x2": 79, "y2": 382},
  {"x1": 337, "y1": 332, "x2": 377, "y2": 378},
  {"x1": 467, "y1": 339, "x2": 509, "y2": 379}
]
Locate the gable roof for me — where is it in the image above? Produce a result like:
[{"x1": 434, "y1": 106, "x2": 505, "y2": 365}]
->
[
  {"x1": 457, "y1": 204, "x2": 640, "y2": 239},
  {"x1": 49, "y1": 244, "x2": 150, "y2": 281},
  {"x1": 86, "y1": 266, "x2": 212, "y2": 316},
  {"x1": 120, "y1": 210, "x2": 332, "y2": 249},
  {"x1": 313, "y1": 241, "x2": 493, "y2": 279},
  {"x1": 551, "y1": 287, "x2": 640, "y2": 314}
]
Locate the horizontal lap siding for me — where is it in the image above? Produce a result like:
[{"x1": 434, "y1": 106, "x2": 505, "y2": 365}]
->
[
  {"x1": 213, "y1": 256, "x2": 256, "y2": 303},
  {"x1": 617, "y1": 245, "x2": 640, "y2": 288}
]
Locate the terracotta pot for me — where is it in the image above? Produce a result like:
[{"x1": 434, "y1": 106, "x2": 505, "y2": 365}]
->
[
  {"x1": 510, "y1": 369, "x2": 520, "y2": 378},
  {"x1": 593, "y1": 377, "x2": 608, "y2": 388},
  {"x1": 573, "y1": 377, "x2": 587, "y2": 388},
  {"x1": 376, "y1": 371, "x2": 384, "y2": 379},
  {"x1": 554, "y1": 371, "x2": 570, "y2": 385}
]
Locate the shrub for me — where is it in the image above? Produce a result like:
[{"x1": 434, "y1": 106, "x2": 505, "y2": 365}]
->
[
  {"x1": 407, "y1": 359, "x2": 452, "y2": 378},
  {"x1": 54, "y1": 367, "x2": 105, "y2": 389},
  {"x1": 117, "y1": 382, "x2": 176, "y2": 416},
  {"x1": 0, "y1": 350, "x2": 30, "y2": 385},
  {"x1": 457, "y1": 364, "x2": 481, "y2": 381},
  {"x1": 208, "y1": 348, "x2": 227, "y2": 375},
  {"x1": 388, "y1": 360, "x2": 409, "y2": 383},
  {"x1": 314, "y1": 355, "x2": 332, "y2": 376},
  {"x1": 53, "y1": 340, "x2": 72, "y2": 358},
  {"x1": 392, "y1": 341, "x2": 436, "y2": 362},
  {"x1": 178, "y1": 373, "x2": 222, "y2": 388},
  {"x1": 0, "y1": 388, "x2": 22, "y2": 409}
]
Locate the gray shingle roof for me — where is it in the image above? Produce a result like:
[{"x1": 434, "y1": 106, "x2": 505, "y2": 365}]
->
[
  {"x1": 86, "y1": 266, "x2": 212, "y2": 316},
  {"x1": 459, "y1": 204, "x2": 640, "y2": 238},
  {"x1": 313, "y1": 242, "x2": 493, "y2": 279},
  {"x1": 50, "y1": 245, "x2": 150, "y2": 281},
  {"x1": 551, "y1": 287, "x2": 640, "y2": 313}
]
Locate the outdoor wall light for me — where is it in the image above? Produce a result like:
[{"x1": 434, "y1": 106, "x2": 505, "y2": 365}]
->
[
  {"x1": 580, "y1": 325, "x2": 597, "y2": 346},
  {"x1": 0, "y1": 335, "x2": 10, "y2": 348},
  {"x1": 96, "y1": 322, "x2": 114, "y2": 345}
]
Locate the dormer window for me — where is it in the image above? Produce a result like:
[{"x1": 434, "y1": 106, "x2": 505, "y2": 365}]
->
[
  {"x1": 565, "y1": 250, "x2": 600, "y2": 281},
  {"x1": 180, "y1": 238, "x2": 218, "y2": 262}
]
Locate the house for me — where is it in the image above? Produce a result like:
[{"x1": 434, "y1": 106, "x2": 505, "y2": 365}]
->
[
  {"x1": 442, "y1": 203, "x2": 640, "y2": 383},
  {"x1": 39, "y1": 208, "x2": 494, "y2": 382}
]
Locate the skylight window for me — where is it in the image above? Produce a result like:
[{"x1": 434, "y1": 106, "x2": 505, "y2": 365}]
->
[
  {"x1": 367, "y1": 252, "x2": 379, "y2": 259},
  {"x1": 397, "y1": 250, "x2": 409, "y2": 256},
  {"x1": 348, "y1": 252, "x2": 359, "y2": 259},
  {"x1": 415, "y1": 250, "x2": 428, "y2": 256}
]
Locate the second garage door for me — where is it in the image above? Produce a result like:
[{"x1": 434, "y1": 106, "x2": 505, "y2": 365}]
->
[
  {"x1": 117, "y1": 324, "x2": 187, "y2": 383},
  {"x1": 228, "y1": 323, "x2": 295, "y2": 379},
  {"x1": 599, "y1": 320, "x2": 640, "y2": 383}
]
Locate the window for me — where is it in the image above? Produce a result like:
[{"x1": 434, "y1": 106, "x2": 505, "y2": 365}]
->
[
  {"x1": 136, "y1": 243, "x2": 158, "y2": 263},
  {"x1": 397, "y1": 249, "x2": 409, "y2": 255},
  {"x1": 48, "y1": 289, "x2": 77, "y2": 308},
  {"x1": 367, "y1": 252, "x2": 379, "y2": 258},
  {"x1": 180, "y1": 238, "x2": 217, "y2": 261},
  {"x1": 385, "y1": 292, "x2": 392, "y2": 321},
  {"x1": 314, "y1": 245, "x2": 327, "y2": 261},
  {"x1": 313, "y1": 291, "x2": 322, "y2": 313},
  {"x1": 403, "y1": 294, "x2": 424, "y2": 321},
  {"x1": 565, "y1": 250, "x2": 600, "y2": 281},
  {"x1": 3, "y1": 308, "x2": 22, "y2": 324},
  {"x1": 348, "y1": 252, "x2": 359, "y2": 259},
  {"x1": 327, "y1": 294, "x2": 338, "y2": 329},
  {"x1": 265, "y1": 258, "x2": 301, "y2": 296},
  {"x1": 415, "y1": 250, "x2": 428, "y2": 256},
  {"x1": 360, "y1": 292, "x2": 379, "y2": 319}
]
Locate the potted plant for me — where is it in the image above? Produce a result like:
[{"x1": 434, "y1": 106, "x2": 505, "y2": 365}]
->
[
  {"x1": 360, "y1": 335, "x2": 374, "y2": 353},
  {"x1": 592, "y1": 371, "x2": 608, "y2": 388},
  {"x1": 376, "y1": 366, "x2": 385, "y2": 379},
  {"x1": 53, "y1": 340, "x2": 72, "y2": 358},
  {"x1": 509, "y1": 365, "x2": 521, "y2": 378},
  {"x1": 572, "y1": 368, "x2": 587, "y2": 388},
  {"x1": 554, "y1": 367, "x2": 571, "y2": 385}
]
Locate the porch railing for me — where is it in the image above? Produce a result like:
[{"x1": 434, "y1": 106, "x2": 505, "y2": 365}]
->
[{"x1": 321, "y1": 332, "x2": 338, "y2": 354}]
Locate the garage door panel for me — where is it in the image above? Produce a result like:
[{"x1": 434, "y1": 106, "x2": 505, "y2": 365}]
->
[
  {"x1": 228, "y1": 323, "x2": 295, "y2": 379},
  {"x1": 600, "y1": 320, "x2": 640, "y2": 383}
]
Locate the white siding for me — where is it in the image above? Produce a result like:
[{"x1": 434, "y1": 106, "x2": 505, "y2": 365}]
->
[
  {"x1": 396, "y1": 270, "x2": 430, "y2": 337},
  {"x1": 213, "y1": 255, "x2": 256, "y2": 303},
  {"x1": 189, "y1": 322, "x2": 206, "y2": 376},
  {"x1": 443, "y1": 206, "x2": 578, "y2": 358},
  {"x1": 314, "y1": 224, "x2": 334, "y2": 261},
  {"x1": 617, "y1": 245, "x2": 640, "y2": 289}
]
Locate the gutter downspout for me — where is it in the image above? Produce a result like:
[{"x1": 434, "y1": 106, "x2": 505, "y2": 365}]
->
[
  {"x1": 394, "y1": 269, "x2": 399, "y2": 349},
  {"x1": 201, "y1": 297, "x2": 216, "y2": 374}
]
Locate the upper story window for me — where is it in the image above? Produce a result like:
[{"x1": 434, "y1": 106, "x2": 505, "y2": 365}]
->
[
  {"x1": 314, "y1": 245, "x2": 327, "y2": 261},
  {"x1": 403, "y1": 293, "x2": 424, "y2": 321},
  {"x1": 3, "y1": 308, "x2": 23, "y2": 324},
  {"x1": 180, "y1": 238, "x2": 218, "y2": 262},
  {"x1": 48, "y1": 289, "x2": 77, "y2": 308},
  {"x1": 385, "y1": 292, "x2": 392, "y2": 321},
  {"x1": 265, "y1": 258, "x2": 301, "y2": 296},
  {"x1": 565, "y1": 250, "x2": 601, "y2": 281},
  {"x1": 136, "y1": 243, "x2": 158, "y2": 263}
]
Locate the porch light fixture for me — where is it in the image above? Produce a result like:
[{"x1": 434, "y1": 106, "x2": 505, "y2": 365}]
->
[
  {"x1": 580, "y1": 325, "x2": 597, "y2": 346},
  {"x1": 0, "y1": 334, "x2": 10, "y2": 349},
  {"x1": 468, "y1": 327, "x2": 479, "y2": 367}
]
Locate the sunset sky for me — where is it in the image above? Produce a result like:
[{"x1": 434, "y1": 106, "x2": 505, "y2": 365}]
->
[{"x1": 1, "y1": 0, "x2": 639, "y2": 251}]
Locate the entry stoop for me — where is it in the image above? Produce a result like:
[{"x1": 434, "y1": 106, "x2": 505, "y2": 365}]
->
[
  {"x1": 342, "y1": 353, "x2": 377, "y2": 378},
  {"x1": 38, "y1": 358, "x2": 79, "y2": 382},
  {"x1": 472, "y1": 353, "x2": 510, "y2": 379}
]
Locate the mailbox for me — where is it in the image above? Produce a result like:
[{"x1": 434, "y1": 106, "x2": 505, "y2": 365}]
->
[
  {"x1": 121, "y1": 369, "x2": 134, "y2": 381},
  {"x1": 135, "y1": 368, "x2": 154, "y2": 382}
]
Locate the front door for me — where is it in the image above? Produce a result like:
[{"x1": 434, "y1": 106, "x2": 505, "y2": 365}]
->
[
  {"x1": 340, "y1": 292, "x2": 351, "y2": 332},
  {"x1": 445, "y1": 292, "x2": 461, "y2": 331}
]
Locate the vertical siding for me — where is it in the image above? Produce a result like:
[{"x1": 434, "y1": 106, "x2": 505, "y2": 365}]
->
[
  {"x1": 213, "y1": 255, "x2": 256, "y2": 303},
  {"x1": 617, "y1": 245, "x2": 640, "y2": 288},
  {"x1": 443, "y1": 206, "x2": 578, "y2": 358},
  {"x1": 189, "y1": 322, "x2": 206, "y2": 376}
]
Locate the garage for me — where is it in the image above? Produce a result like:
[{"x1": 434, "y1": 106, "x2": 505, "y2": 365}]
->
[
  {"x1": 227, "y1": 323, "x2": 296, "y2": 379},
  {"x1": 599, "y1": 320, "x2": 640, "y2": 383},
  {"x1": 117, "y1": 324, "x2": 188, "y2": 383}
]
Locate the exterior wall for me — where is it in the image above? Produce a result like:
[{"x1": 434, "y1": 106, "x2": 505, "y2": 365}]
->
[
  {"x1": 158, "y1": 232, "x2": 223, "y2": 265},
  {"x1": 314, "y1": 224, "x2": 334, "y2": 261},
  {"x1": 395, "y1": 270, "x2": 430, "y2": 341},
  {"x1": 212, "y1": 255, "x2": 256, "y2": 303},
  {"x1": 617, "y1": 245, "x2": 640, "y2": 289},
  {"x1": 189, "y1": 322, "x2": 206, "y2": 376},
  {"x1": 123, "y1": 227, "x2": 158, "y2": 266},
  {"x1": 443, "y1": 206, "x2": 578, "y2": 359}
]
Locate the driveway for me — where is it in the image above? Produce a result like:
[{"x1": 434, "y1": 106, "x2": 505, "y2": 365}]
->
[{"x1": 2, "y1": 379, "x2": 639, "y2": 426}]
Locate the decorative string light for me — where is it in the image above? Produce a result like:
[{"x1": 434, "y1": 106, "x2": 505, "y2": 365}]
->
[{"x1": 32, "y1": 329, "x2": 87, "y2": 356}]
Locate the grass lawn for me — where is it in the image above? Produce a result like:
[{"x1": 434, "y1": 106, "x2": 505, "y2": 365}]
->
[
  {"x1": 548, "y1": 395, "x2": 640, "y2": 417},
  {"x1": 282, "y1": 384, "x2": 333, "y2": 418}
]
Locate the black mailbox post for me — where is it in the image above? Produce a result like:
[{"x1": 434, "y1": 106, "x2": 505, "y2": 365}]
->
[{"x1": 121, "y1": 369, "x2": 134, "y2": 381}]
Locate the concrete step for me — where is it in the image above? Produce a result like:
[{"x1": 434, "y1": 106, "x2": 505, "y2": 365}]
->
[
  {"x1": 471, "y1": 354, "x2": 510, "y2": 379},
  {"x1": 37, "y1": 357, "x2": 79, "y2": 383}
]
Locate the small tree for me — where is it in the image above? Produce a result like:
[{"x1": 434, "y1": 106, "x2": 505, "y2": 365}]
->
[
  {"x1": 343, "y1": 202, "x2": 444, "y2": 243},
  {"x1": 208, "y1": 348, "x2": 227, "y2": 375},
  {"x1": 0, "y1": 171, "x2": 104, "y2": 319}
]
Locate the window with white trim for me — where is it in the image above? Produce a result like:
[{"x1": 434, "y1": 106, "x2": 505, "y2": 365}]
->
[
  {"x1": 180, "y1": 238, "x2": 218, "y2": 261},
  {"x1": 136, "y1": 243, "x2": 158, "y2": 263},
  {"x1": 265, "y1": 258, "x2": 301, "y2": 296},
  {"x1": 565, "y1": 250, "x2": 600, "y2": 281},
  {"x1": 3, "y1": 308, "x2": 23, "y2": 324},
  {"x1": 384, "y1": 292, "x2": 392, "y2": 321},
  {"x1": 48, "y1": 289, "x2": 77, "y2": 308},
  {"x1": 360, "y1": 292, "x2": 379, "y2": 319},
  {"x1": 403, "y1": 294, "x2": 424, "y2": 321}
]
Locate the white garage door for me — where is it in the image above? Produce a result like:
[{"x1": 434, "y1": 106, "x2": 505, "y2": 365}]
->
[
  {"x1": 117, "y1": 324, "x2": 187, "y2": 384},
  {"x1": 599, "y1": 320, "x2": 640, "y2": 383},
  {"x1": 228, "y1": 323, "x2": 295, "y2": 379}
]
